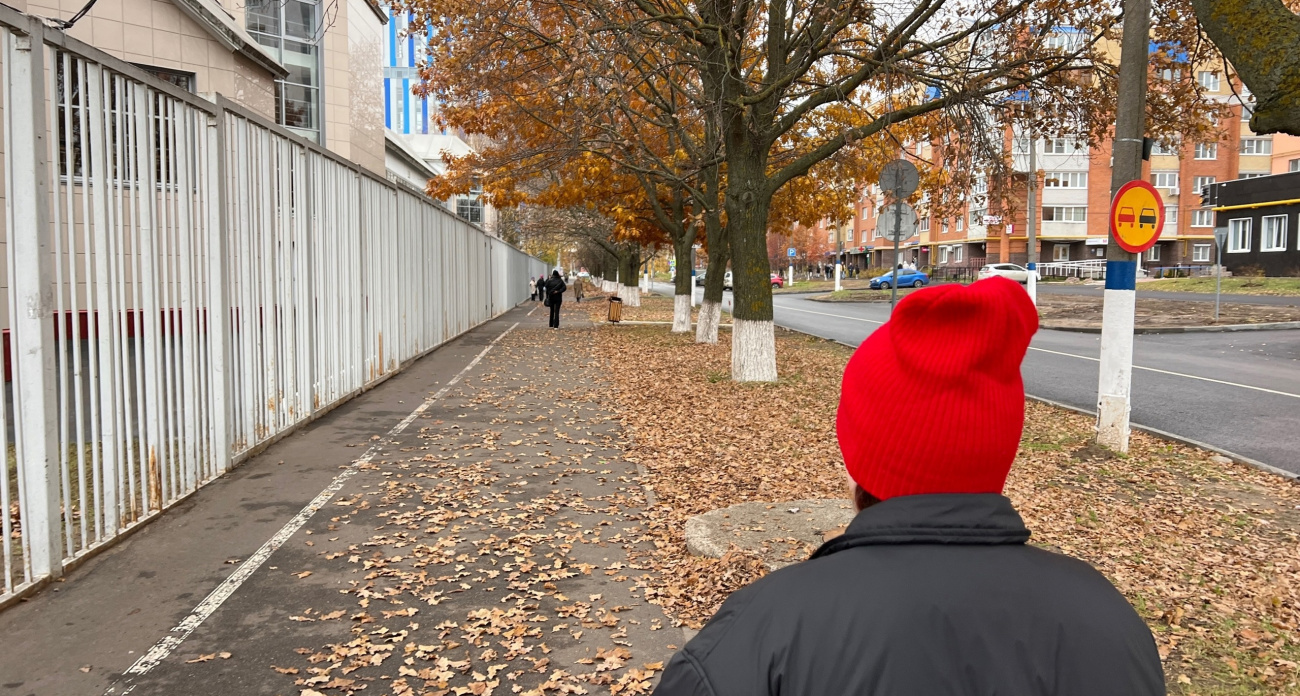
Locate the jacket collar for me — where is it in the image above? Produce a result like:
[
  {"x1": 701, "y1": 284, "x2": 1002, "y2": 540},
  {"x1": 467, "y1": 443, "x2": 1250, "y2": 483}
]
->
[{"x1": 811, "y1": 493, "x2": 1030, "y2": 559}]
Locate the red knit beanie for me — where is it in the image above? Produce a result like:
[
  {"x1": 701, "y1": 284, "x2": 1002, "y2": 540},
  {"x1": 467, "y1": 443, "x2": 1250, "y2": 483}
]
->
[{"x1": 836, "y1": 277, "x2": 1039, "y2": 500}]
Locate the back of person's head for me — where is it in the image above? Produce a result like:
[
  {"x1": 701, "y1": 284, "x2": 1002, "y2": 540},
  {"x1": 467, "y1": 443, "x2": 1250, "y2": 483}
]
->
[
  {"x1": 837, "y1": 277, "x2": 1038, "y2": 500},
  {"x1": 552, "y1": 270, "x2": 561, "y2": 278}
]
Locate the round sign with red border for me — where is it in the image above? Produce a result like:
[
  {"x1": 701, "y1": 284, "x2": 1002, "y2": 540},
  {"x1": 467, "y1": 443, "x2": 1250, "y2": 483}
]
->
[{"x1": 1109, "y1": 180, "x2": 1165, "y2": 253}]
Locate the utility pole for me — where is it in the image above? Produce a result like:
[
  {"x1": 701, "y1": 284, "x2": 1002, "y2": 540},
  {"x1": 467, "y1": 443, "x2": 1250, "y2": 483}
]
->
[{"x1": 1096, "y1": 0, "x2": 1150, "y2": 453}]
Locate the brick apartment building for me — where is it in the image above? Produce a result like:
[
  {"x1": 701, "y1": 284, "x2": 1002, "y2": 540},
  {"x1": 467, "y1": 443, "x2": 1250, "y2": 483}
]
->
[{"x1": 807, "y1": 67, "x2": 1292, "y2": 276}]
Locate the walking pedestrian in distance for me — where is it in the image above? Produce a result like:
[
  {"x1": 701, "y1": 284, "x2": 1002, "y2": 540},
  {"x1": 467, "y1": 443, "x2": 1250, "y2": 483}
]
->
[
  {"x1": 535, "y1": 276, "x2": 546, "y2": 303},
  {"x1": 544, "y1": 270, "x2": 567, "y2": 328},
  {"x1": 653, "y1": 277, "x2": 1165, "y2": 696},
  {"x1": 572, "y1": 276, "x2": 585, "y2": 304}
]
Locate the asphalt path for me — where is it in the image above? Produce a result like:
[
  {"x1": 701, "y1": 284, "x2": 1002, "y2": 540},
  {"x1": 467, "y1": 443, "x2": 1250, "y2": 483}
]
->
[{"x1": 654, "y1": 282, "x2": 1300, "y2": 474}]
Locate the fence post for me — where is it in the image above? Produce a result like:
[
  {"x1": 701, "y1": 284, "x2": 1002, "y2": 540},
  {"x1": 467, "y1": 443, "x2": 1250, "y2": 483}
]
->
[
  {"x1": 6, "y1": 23, "x2": 63, "y2": 579},
  {"x1": 207, "y1": 110, "x2": 232, "y2": 471}
]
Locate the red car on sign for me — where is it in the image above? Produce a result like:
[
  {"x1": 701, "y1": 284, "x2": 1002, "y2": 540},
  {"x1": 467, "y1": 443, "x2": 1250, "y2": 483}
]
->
[{"x1": 1118, "y1": 206, "x2": 1135, "y2": 226}]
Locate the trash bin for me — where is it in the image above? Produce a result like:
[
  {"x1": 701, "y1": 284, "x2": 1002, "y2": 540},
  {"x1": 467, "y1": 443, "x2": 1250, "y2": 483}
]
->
[{"x1": 607, "y1": 296, "x2": 623, "y2": 323}]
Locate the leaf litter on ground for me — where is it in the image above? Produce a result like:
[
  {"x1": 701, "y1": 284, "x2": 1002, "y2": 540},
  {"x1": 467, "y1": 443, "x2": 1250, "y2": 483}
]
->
[{"x1": 589, "y1": 293, "x2": 1300, "y2": 696}]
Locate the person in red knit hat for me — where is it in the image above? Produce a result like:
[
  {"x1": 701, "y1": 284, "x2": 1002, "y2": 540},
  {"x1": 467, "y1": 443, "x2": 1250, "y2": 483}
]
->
[{"x1": 654, "y1": 277, "x2": 1165, "y2": 696}]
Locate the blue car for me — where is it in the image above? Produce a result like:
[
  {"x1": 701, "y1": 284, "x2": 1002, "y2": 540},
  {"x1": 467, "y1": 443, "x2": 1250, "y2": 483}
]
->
[{"x1": 869, "y1": 269, "x2": 929, "y2": 289}]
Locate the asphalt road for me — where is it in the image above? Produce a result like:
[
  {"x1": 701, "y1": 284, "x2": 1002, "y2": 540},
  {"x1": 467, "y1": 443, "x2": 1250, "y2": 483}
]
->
[{"x1": 655, "y1": 282, "x2": 1300, "y2": 474}]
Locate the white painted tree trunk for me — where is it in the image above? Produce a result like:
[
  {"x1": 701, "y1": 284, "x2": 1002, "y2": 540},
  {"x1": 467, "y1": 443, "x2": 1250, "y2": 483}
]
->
[
  {"x1": 626, "y1": 286, "x2": 641, "y2": 307},
  {"x1": 695, "y1": 300, "x2": 722, "y2": 344},
  {"x1": 731, "y1": 319, "x2": 778, "y2": 382},
  {"x1": 672, "y1": 294, "x2": 692, "y2": 332}
]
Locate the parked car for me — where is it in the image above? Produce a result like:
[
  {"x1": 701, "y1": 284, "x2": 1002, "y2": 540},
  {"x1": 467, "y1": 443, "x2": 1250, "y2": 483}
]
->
[
  {"x1": 977, "y1": 263, "x2": 1040, "y2": 284},
  {"x1": 694, "y1": 269, "x2": 707, "y2": 286},
  {"x1": 870, "y1": 268, "x2": 929, "y2": 289},
  {"x1": 724, "y1": 271, "x2": 733, "y2": 290},
  {"x1": 770, "y1": 273, "x2": 785, "y2": 289}
]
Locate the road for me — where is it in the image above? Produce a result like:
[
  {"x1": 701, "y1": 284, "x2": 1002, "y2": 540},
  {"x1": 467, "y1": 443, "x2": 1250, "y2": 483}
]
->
[{"x1": 654, "y1": 282, "x2": 1300, "y2": 474}]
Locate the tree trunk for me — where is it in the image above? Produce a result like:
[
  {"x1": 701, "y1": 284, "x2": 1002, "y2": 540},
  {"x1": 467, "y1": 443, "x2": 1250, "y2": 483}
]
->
[
  {"x1": 724, "y1": 160, "x2": 777, "y2": 382},
  {"x1": 696, "y1": 221, "x2": 730, "y2": 344},
  {"x1": 1192, "y1": 0, "x2": 1300, "y2": 136},
  {"x1": 672, "y1": 232, "x2": 694, "y2": 333}
]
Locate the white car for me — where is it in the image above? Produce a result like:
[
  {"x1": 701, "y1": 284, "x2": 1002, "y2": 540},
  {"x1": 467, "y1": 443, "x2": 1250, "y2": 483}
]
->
[{"x1": 978, "y1": 263, "x2": 1040, "y2": 284}]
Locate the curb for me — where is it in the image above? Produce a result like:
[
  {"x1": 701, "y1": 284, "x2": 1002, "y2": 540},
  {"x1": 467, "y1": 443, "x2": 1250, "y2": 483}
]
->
[
  {"x1": 1024, "y1": 394, "x2": 1300, "y2": 482},
  {"x1": 1041, "y1": 321, "x2": 1300, "y2": 334}
]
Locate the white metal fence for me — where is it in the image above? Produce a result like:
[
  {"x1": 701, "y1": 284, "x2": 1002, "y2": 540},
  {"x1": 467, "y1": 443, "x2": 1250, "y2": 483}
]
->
[{"x1": 0, "y1": 8, "x2": 545, "y2": 605}]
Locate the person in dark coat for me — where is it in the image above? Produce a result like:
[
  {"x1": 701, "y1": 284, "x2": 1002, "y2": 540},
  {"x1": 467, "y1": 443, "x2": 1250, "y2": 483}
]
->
[
  {"x1": 535, "y1": 276, "x2": 546, "y2": 302},
  {"x1": 653, "y1": 277, "x2": 1165, "y2": 696},
  {"x1": 544, "y1": 270, "x2": 567, "y2": 328}
]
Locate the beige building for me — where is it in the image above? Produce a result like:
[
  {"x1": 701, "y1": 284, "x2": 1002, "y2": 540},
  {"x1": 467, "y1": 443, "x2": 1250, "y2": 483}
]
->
[{"x1": 21, "y1": 0, "x2": 388, "y2": 174}]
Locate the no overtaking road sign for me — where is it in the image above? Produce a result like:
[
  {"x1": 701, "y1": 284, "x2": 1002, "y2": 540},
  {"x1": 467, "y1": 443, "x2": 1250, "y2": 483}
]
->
[{"x1": 1109, "y1": 180, "x2": 1165, "y2": 253}]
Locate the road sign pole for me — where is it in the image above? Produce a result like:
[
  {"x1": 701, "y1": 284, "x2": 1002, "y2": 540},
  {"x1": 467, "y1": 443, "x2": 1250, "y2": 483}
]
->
[
  {"x1": 891, "y1": 200, "x2": 902, "y2": 310},
  {"x1": 1096, "y1": 0, "x2": 1151, "y2": 454},
  {"x1": 1216, "y1": 246, "x2": 1221, "y2": 321},
  {"x1": 1026, "y1": 108, "x2": 1038, "y2": 305}
]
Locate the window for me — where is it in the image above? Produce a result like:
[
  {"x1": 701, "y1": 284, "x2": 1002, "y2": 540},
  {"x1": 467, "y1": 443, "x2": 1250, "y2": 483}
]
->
[
  {"x1": 970, "y1": 208, "x2": 987, "y2": 225},
  {"x1": 1159, "y1": 68, "x2": 1182, "y2": 82},
  {"x1": 828, "y1": 230, "x2": 835, "y2": 243},
  {"x1": 1044, "y1": 32, "x2": 1074, "y2": 50},
  {"x1": 133, "y1": 64, "x2": 196, "y2": 92},
  {"x1": 1240, "y1": 138, "x2": 1272, "y2": 155},
  {"x1": 1053, "y1": 244, "x2": 1070, "y2": 261},
  {"x1": 941, "y1": 220, "x2": 949, "y2": 233},
  {"x1": 1043, "y1": 206, "x2": 1087, "y2": 222},
  {"x1": 1146, "y1": 245, "x2": 1161, "y2": 262},
  {"x1": 956, "y1": 216, "x2": 964, "y2": 231},
  {"x1": 845, "y1": 228, "x2": 854, "y2": 243},
  {"x1": 1242, "y1": 103, "x2": 1254, "y2": 121},
  {"x1": 1150, "y1": 141, "x2": 1179, "y2": 156},
  {"x1": 1197, "y1": 71, "x2": 1220, "y2": 91},
  {"x1": 971, "y1": 177, "x2": 988, "y2": 195},
  {"x1": 1290, "y1": 158, "x2": 1300, "y2": 173},
  {"x1": 1194, "y1": 176, "x2": 1216, "y2": 196},
  {"x1": 920, "y1": 217, "x2": 931, "y2": 232},
  {"x1": 1043, "y1": 137, "x2": 1084, "y2": 154},
  {"x1": 1262, "y1": 215, "x2": 1288, "y2": 251},
  {"x1": 954, "y1": 245, "x2": 964, "y2": 263},
  {"x1": 1194, "y1": 143, "x2": 1217, "y2": 160},
  {"x1": 247, "y1": 0, "x2": 323, "y2": 142},
  {"x1": 1228, "y1": 218, "x2": 1251, "y2": 253},
  {"x1": 1164, "y1": 205, "x2": 1178, "y2": 224},
  {"x1": 456, "y1": 198, "x2": 483, "y2": 224},
  {"x1": 1239, "y1": 172, "x2": 1269, "y2": 179},
  {"x1": 1192, "y1": 209, "x2": 1215, "y2": 227},
  {"x1": 1152, "y1": 171, "x2": 1179, "y2": 190},
  {"x1": 1043, "y1": 171, "x2": 1087, "y2": 188},
  {"x1": 1193, "y1": 244, "x2": 1212, "y2": 262},
  {"x1": 940, "y1": 246, "x2": 950, "y2": 264}
]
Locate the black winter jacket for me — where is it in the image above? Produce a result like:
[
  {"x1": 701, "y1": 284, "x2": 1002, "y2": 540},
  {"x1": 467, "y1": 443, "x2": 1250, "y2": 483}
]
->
[
  {"x1": 545, "y1": 276, "x2": 567, "y2": 301},
  {"x1": 654, "y1": 494, "x2": 1165, "y2": 696}
]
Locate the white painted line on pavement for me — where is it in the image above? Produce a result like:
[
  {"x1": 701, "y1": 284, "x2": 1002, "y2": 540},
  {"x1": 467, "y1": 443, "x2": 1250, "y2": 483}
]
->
[
  {"x1": 1027, "y1": 346, "x2": 1300, "y2": 400},
  {"x1": 776, "y1": 304, "x2": 1300, "y2": 401},
  {"x1": 109, "y1": 322, "x2": 520, "y2": 692}
]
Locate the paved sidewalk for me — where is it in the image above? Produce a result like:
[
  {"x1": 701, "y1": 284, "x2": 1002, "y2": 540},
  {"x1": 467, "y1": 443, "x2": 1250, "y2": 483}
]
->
[{"x1": 0, "y1": 300, "x2": 675, "y2": 696}]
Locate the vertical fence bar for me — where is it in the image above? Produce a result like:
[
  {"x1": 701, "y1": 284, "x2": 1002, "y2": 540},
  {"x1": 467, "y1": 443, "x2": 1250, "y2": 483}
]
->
[
  {"x1": 7, "y1": 22, "x2": 62, "y2": 580},
  {"x1": 207, "y1": 111, "x2": 230, "y2": 471}
]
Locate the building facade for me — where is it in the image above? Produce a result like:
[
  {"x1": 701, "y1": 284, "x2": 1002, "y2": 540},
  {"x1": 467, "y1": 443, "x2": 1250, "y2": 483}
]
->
[
  {"x1": 380, "y1": 5, "x2": 494, "y2": 230},
  {"x1": 1206, "y1": 171, "x2": 1300, "y2": 276}
]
